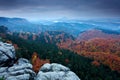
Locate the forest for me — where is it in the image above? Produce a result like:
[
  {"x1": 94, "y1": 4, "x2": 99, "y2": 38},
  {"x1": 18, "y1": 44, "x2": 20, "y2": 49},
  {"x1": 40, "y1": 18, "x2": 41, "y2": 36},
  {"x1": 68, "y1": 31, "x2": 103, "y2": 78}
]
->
[{"x1": 0, "y1": 26, "x2": 120, "y2": 80}]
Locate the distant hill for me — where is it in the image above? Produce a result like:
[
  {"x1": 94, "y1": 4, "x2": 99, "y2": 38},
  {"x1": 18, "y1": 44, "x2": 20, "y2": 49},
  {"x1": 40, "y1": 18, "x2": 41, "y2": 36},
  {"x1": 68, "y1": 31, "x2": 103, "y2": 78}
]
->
[
  {"x1": 48, "y1": 22, "x2": 96, "y2": 36},
  {"x1": 0, "y1": 17, "x2": 120, "y2": 37},
  {"x1": 0, "y1": 17, "x2": 97, "y2": 36},
  {"x1": 0, "y1": 17, "x2": 42, "y2": 33}
]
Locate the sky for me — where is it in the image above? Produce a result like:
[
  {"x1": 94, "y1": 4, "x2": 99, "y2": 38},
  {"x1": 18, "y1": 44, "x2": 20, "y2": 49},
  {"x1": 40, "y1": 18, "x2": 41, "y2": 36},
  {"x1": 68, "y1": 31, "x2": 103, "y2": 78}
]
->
[{"x1": 0, "y1": 0, "x2": 120, "y2": 20}]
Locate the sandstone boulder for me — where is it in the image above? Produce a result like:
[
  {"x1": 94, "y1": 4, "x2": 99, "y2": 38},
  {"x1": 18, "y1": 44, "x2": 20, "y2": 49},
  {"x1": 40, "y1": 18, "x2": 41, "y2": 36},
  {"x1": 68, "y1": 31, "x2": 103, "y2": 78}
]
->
[
  {"x1": 36, "y1": 63, "x2": 80, "y2": 80},
  {"x1": 0, "y1": 41, "x2": 15, "y2": 67},
  {"x1": 0, "y1": 58, "x2": 36, "y2": 80}
]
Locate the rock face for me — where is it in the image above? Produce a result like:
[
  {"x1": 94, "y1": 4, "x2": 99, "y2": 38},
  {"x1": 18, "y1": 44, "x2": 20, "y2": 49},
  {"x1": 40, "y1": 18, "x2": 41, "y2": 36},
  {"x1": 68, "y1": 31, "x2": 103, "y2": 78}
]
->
[
  {"x1": 0, "y1": 42, "x2": 36, "y2": 80},
  {"x1": 36, "y1": 63, "x2": 80, "y2": 80},
  {"x1": 0, "y1": 41, "x2": 16, "y2": 67},
  {"x1": 0, "y1": 58, "x2": 36, "y2": 80}
]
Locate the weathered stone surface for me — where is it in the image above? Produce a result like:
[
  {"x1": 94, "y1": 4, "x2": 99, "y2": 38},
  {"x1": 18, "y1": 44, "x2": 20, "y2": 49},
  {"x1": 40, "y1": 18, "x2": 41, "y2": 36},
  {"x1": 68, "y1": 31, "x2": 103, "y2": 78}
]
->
[
  {"x1": 0, "y1": 58, "x2": 36, "y2": 80},
  {"x1": 36, "y1": 63, "x2": 80, "y2": 80},
  {"x1": 6, "y1": 74, "x2": 30, "y2": 80},
  {"x1": 0, "y1": 41, "x2": 15, "y2": 67}
]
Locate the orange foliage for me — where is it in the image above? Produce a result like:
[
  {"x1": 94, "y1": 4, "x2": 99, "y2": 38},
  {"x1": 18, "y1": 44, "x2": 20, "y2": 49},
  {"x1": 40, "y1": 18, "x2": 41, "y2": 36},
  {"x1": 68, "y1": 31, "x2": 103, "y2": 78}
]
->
[
  {"x1": 58, "y1": 38, "x2": 120, "y2": 56},
  {"x1": 32, "y1": 52, "x2": 50, "y2": 73},
  {"x1": 83, "y1": 52, "x2": 120, "y2": 72},
  {"x1": 91, "y1": 60, "x2": 100, "y2": 67},
  {"x1": 77, "y1": 30, "x2": 120, "y2": 41},
  {"x1": 58, "y1": 38, "x2": 120, "y2": 72},
  {"x1": 6, "y1": 40, "x2": 12, "y2": 44}
]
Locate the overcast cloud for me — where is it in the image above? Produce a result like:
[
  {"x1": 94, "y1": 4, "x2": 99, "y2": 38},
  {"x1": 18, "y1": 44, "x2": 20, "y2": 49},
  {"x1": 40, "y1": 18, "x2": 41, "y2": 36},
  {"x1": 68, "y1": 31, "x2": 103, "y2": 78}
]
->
[{"x1": 0, "y1": 0, "x2": 120, "y2": 20}]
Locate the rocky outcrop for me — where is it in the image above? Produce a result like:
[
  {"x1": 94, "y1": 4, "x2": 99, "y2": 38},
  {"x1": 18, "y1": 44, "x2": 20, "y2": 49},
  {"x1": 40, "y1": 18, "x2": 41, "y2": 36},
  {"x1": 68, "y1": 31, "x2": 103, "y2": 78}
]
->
[
  {"x1": 0, "y1": 41, "x2": 81, "y2": 80},
  {"x1": 36, "y1": 63, "x2": 80, "y2": 80},
  {"x1": 0, "y1": 58, "x2": 36, "y2": 80},
  {"x1": 0, "y1": 42, "x2": 36, "y2": 80},
  {"x1": 0, "y1": 41, "x2": 16, "y2": 67}
]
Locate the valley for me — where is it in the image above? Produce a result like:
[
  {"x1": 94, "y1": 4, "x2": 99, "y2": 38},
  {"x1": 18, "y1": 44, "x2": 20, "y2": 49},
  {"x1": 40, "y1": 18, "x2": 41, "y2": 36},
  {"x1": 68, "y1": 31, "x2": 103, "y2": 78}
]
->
[{"x1": 0, "y1": 17, "x2": 120, "y2": 80}]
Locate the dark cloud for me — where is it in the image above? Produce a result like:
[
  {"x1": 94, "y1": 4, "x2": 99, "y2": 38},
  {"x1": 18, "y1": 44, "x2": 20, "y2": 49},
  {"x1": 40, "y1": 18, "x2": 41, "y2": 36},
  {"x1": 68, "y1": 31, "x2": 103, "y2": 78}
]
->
[{"x1": 0, "y1": 0, "x2": 120, "y2": 20}]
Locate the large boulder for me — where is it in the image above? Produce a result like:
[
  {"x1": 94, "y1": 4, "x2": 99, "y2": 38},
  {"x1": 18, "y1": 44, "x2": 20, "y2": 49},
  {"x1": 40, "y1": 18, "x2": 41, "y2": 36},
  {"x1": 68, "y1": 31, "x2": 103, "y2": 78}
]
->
[
  {"x1": 0, "y1": 41, "x2": 16, "y2": 67},
  {"x1": 36, "y1": 63, "x2": 80, "y2": 80},
  {"x1": 0, "y1": 58, "x2": 36, "y2": 80}
]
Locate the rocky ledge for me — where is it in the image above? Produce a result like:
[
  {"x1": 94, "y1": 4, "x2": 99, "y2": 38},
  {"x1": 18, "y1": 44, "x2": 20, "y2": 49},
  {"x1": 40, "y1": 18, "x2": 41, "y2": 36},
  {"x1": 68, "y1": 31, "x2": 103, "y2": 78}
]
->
[
  {"x1": 0, "y1": 41, "x2": 80, "y2": 80},
  {"x1": 0, "y1": 58, "x2": 36, "y2": 80},
  {"x1": 0, "y1": 41, "x2": 15, "y2": 67},
  {"x1": 36, "y1": 63, "x2": 80, "y2": 80}
]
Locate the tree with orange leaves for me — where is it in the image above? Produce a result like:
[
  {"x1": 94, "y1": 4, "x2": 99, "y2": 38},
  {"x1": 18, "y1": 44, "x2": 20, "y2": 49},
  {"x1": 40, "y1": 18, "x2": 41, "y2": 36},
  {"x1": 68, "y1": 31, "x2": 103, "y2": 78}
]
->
[{"x1": 32, "y1": 52, "x2": 50, "y2": 73}]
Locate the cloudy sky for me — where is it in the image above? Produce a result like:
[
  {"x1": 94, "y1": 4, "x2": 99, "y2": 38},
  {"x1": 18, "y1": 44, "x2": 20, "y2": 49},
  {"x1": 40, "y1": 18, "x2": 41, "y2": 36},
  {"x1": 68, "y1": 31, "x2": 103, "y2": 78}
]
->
[{"x1": 0, "y1": 0, "x2": 120, "y2": 20}]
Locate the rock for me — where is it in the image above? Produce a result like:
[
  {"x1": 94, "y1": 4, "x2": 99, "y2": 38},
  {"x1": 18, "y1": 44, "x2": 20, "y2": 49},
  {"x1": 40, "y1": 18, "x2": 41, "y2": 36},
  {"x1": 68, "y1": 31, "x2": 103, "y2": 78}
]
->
[
  {"x1": 36, "y1": 63, "x2": 80, "y2": 80},
  {"x1": 0, "y1": 41, "x2": 16, "y2": 67},
  {"x1": 0, "y1": 41, "x2": 36, "y2": 80},
  {"x1": 0, "y1": 58, "x2": 36, "y2": 80},
  {"x1": 6, "y1": 74, "x2": 30, "y2": 80}
]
